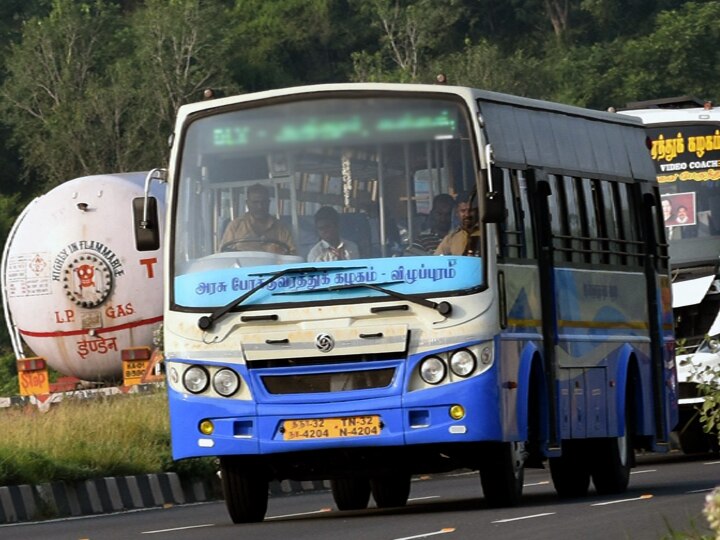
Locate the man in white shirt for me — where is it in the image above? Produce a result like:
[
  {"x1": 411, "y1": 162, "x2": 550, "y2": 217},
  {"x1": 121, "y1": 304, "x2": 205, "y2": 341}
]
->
[{"x1": 307, "y1": 206, "x2": 360, "y2": 262}]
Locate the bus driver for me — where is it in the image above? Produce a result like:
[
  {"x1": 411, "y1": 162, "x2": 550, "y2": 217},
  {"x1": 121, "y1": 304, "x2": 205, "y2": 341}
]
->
[
  {"x1": 219, "y1": 183, "x2": 297, "y2": 255},
  {"x1": 434, "y1": 191, "x2": 480, "y2": 256}
]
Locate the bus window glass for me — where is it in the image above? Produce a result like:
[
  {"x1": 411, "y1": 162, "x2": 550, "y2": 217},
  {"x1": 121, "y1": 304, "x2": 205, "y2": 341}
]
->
[
  {"x1": 172, "y1": 95, "x2": 480, "y2": 308},
  {"x1": 599, "y1": 181, "x2": 619, "y2": 265},
  {"x1": 581, "y1": 178, "x2": 601, "y2": 265},
  {"x1": 561, "y1": 176, "x2": 583, "y2": 263},
  {"x1": 517, "y1": 171, "x2": 535, "y2": 258},
  {"x1": 499, "y1": 168, "x2": 520, "y2": 259}
]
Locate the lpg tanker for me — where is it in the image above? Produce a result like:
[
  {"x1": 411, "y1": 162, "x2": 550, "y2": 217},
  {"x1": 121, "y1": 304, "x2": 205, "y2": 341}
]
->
[{"x1": 1, "y1": 172, "x2": 165, "y2": 382}]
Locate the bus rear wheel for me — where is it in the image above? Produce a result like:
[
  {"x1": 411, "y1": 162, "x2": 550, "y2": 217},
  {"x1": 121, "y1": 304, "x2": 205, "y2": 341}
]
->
[
  {"x1": 590, "y1": 435, "x2": 631, "y2": 494},
  {"x1": 331, "y1": 477, "x2": 371, "y2": 510},
  {"x1": 479, "y1": 441, "x2": 526, "y2": 507},
  {"x1": 549, "y1": 441, "x2": 590, "y2": 498},
  {"x1": 370, "y1": 474, "x2": 411, "y2": 508},
  {"x1": 220, "y1": 458, "x2": 269, "y2": 523}
]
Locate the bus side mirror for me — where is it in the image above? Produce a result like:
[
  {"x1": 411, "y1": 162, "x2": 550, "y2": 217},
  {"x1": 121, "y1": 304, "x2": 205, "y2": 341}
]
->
[
  {"x1": 482, "y1": 191, "x2": 506, "y2": 223},
  {"x1": 133, "y1": 196, "x2": 160, "y2": 251}
]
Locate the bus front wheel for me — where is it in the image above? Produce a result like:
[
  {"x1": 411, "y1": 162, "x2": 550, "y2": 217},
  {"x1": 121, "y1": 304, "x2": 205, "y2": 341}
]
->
[
  {"x1": 370, "y1": 474, "x2": 411, "y2": 508},
  {"x1": 220, "y1": 458, "x2": 269, "y2": 523},
  {"x1": 479, "y1": 441, "x2": 526, "y2": 507},
  {"x1": 331, "y1": 477, "x2": 371, "y2": 510}
]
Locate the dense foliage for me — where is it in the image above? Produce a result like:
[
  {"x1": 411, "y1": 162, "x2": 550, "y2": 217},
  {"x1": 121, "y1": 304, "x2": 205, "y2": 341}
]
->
[{"x1": 0, "y1": 2, "x2": 717, "y2": 374}]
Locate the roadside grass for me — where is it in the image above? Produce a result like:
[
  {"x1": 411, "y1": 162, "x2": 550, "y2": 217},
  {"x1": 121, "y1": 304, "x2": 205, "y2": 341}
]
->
[{"x1": 0, "y1": 390, "x2": 216, "y2": 486}]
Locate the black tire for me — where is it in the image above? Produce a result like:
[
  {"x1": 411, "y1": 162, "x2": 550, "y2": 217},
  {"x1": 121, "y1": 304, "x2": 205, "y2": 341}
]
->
[
  {"x1": 479, "y1": 442, "x2": 526, "y2": 507},
  {"x1": 549, "y1": 441, "x2": 590, "y2": 498},
  {"x1": 331, "y1": 477, "x2": 371, "y2": 510},
  {"x1": 220, "y1": 458, "x2": 269, "y2": 523},
  {"x1": 591, "y1": 405, "x2": 633, "y2": 495},
  {"x1": 370, "y1": 474, "x2": 412, "y2": 508},
  {"x1": 678, "y1": 411, "x2": 714, "y2": 454},
  {"x1": 590, "y1": 436, "x2": 631, "y2": 495}
]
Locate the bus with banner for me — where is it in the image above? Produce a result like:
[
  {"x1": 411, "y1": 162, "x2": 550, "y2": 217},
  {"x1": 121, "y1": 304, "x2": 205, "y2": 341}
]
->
[
  {"x1": 137, "y1": 83, "x2": 678, "y2": 522},
  {"x1": 622, "y1": 97, "x2": 720, "y2": 453}
]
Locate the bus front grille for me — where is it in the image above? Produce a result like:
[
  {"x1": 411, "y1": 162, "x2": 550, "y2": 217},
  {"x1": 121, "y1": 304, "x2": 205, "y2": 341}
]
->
[{"x1": 261, "y1": 367, "x2": 395, "y2": 394}]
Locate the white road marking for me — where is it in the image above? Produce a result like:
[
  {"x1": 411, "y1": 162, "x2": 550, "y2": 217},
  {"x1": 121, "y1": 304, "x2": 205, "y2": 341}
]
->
[
  {"x1": 630, "y1": 469, "x2": 657, "y2": 475},
  {"x1": 523, "y1": 481, "x2": 550, "y2": 487},
  {"x1": 591, "y1": 494, "x2": 653, "y2": 506},
  {"x1": 492, "y1": 512, "x2": 555, "y2": 523},
  {"x1": 266, "y1": 508, "x2": 332, "y2": 520},
  {"x1": 394, "y1": 528, "x2": 455, "y2": 539},
  {"x1": 447, "y1": 471, "x2": 476, "y2": 477},
  {"x1": 687, "y1": 488, "x2": 715, "y2": 494},
  {"x1": 704, "y1": 460, "x2": 720, "y2": 465},
  {"x1": 408, "y1": 496, "x2": 441, "y2": 501},
  {"x1": 142, "y1": 524, "x2": 214, "y2": 534}
]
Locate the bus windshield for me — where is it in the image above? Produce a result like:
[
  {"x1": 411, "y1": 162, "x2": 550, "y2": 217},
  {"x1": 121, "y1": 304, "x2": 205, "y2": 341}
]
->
[{"x1": 171, "y1": 94, "x2": 481, "y2": 309}]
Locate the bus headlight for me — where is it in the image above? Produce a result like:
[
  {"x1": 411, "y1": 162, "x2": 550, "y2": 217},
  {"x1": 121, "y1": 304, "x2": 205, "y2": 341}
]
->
[
  {"x1": 420, "y1": 356, "x2": 446, "y2": 385},
  {"x1": 213, "y1": 368, "x2": 240, "y2": 397},
  {"x1": 449, "y1": 349, "x2": 476, "y2": 377},
  {"x1": 183, "y1": 365, "x2": 209, "y2": 394}
]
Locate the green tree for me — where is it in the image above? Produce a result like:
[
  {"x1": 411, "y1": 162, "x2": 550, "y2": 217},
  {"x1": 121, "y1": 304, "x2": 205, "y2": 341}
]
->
[
  {"x1": 125, "y1": 0, "x2": 239, "y2": 167},
  {"x1": 431, "y1": 38, "x2": 550, "y2": 97},
  {"x1": 0, "y1": 0, "x2": 124, "y2": 188},
  {"x1": 549, "y1": 1, "x2": 720, "y2": 109},
  {"x1": 226, "y1": 0, "x2": 370, "y2": 91},
  {"x1": 351, "y1": 0, "x2": 465, "y2": 83}
]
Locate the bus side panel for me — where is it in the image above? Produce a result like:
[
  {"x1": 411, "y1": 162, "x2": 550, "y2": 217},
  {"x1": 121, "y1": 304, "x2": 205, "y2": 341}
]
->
[
  {"x1": 510, "y1": 341, "x2": 543, "y2": 441},
  {"x1": 497, "y1": 263, "x2": 544, "y2": 442}
]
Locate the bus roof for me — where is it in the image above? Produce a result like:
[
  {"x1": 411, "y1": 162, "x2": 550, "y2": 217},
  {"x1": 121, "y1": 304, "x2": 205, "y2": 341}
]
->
[
  {"x1": 620, "y1": 105, "x2": 720, "y2": 126},
  {"x1": 176, "y1": 83, "x2": 657, "y2": 183}
]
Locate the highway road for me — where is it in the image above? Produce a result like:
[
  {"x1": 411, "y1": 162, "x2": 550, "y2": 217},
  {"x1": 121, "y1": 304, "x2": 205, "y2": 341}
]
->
[{"x1": 2, "y1": 451, "x2": 717, "y2": 540}]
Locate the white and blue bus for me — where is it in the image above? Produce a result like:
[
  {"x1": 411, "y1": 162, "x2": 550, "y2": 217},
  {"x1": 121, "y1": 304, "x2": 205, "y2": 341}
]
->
[
  {"x1": 137, "y1": 83, "x2": 678, "y2": 522},
  {"x1": 622, "y1": 97, "x2": 720, "y2": 454}
]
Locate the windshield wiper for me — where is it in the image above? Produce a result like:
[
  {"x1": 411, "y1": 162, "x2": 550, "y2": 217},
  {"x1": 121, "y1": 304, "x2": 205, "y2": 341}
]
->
[
  {"x1": 275, "y1": 281, "x2": 452, "y2": 316},
  {"x1": 197, "y1": 265, "x2": 367, "y2": 330}
]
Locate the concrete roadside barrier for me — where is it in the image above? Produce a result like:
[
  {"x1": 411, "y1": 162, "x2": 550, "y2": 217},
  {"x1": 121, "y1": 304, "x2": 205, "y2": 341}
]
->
[{"x1": 0, "y1": 474, "x2": 330, "y2": 524}]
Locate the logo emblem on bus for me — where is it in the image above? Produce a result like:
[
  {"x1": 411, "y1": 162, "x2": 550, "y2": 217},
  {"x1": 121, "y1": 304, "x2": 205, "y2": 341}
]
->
[{"x1": 315, "y1": 333, "x2": 335, "y2": 352}]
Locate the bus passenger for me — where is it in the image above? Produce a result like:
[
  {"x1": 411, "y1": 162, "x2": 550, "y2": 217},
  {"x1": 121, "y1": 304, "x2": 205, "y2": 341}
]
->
[
  {"x1": 307, "y1": 206, "x2": 360, "y2": 262},
  {"x1": 435, "y1": 192, "x2": 480, "y2": 256},
  {"x1": 416, "y1": 193, "x2": 455, "y2": 252},
  {"x1": 219, "y1": 184, "x2": 297, "y2": 254}
]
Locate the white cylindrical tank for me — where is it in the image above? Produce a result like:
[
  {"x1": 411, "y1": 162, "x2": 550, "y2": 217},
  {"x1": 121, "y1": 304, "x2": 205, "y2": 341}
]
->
[{"x1": 1, "y1": 172, "x2": 165, "y2": 381}]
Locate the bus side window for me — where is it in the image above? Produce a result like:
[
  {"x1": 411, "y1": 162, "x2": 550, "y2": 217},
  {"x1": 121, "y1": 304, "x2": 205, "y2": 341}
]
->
[
  {"x1": 617, "y1": 182, "x2": 641, "y2": 268},
  {"x1": 498, "y1": 168, "x2": 521, "y2": 259},
  {"x1": 561, "y1": 176, "x2": 583, "y2": 263},
  {"x1": 599, "y1": 180, "x2": 619, "y2": 266},
  {"x1": 580, "y1": 178, "x2": 601, "y2": 265},
  {"x1": 545, "y1": 175, "x2": 568, "y2": 264},
  {"x1": 517, "y1": 171, "x2": 535, "y2": 259}
]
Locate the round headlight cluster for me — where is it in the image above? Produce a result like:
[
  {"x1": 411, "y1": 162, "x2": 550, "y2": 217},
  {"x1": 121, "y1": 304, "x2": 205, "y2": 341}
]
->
[
  {"x1": 419, "y1": 348, "x2": 481, "y2": 385},
  {"x1": 420, "y1": 356, "x2": 446, "y2": 385},
  {"x1": 213, "y1": 368, "x2": 240, "y2": 397},
  {"x1": 450, "y1": 349, "x2": 477, "y2": 377},
  {"x1": 183, "y1": 366, "x2": 209, "y2": 394},
  {"x1": 181, "y1": 365, "x2": 241, "y2": 397}
]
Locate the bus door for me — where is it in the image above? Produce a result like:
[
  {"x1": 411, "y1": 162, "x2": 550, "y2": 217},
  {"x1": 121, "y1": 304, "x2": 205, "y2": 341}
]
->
[
  {"x1": 640, "y1": 190, "x2": 671, "y2": 446},
  {"x1": 529, "y1": 170, "x2": 561, "y2": 451}
]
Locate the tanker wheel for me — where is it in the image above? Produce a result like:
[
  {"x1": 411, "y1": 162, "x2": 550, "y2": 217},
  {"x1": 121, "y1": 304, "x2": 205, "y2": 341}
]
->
[
  {"x1": 220, "y1": 457, "x2": 269, "y2": 523},
  {"x1": 370, "y1": 474, "x2": 411, "y2": 508},
  {"x1": 330, "y1": 477, "x2": 371, "y2": 510}
]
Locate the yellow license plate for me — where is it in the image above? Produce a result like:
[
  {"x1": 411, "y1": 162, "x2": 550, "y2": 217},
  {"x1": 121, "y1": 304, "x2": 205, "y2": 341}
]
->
[{"x1": 282, "y1": 415, "x2": 382, "y2": 441}]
